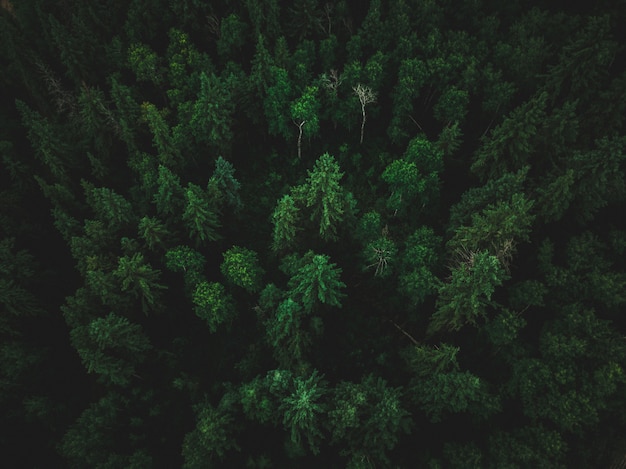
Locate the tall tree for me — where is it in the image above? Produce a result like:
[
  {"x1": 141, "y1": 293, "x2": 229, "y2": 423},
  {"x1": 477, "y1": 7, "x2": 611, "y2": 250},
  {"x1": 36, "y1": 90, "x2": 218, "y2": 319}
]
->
[{"x1": 287, "y1": 250, "x2": 346, "y2": 314}]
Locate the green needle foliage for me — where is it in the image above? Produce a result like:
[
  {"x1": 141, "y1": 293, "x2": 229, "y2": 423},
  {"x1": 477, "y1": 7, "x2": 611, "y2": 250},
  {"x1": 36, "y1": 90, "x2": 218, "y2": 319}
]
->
[
  {"x1": 279, "y1": 370, "x2": 327, "y2": 454},
  {"x1": 220, "y1": 246, "x2": 264, "y2": 293},
  {"x1": 183, "y1": 183, "x2": 221, "y2": 245},
  {"x1": 3, "y1": 1, "x2": 626, "y2": 467},
  {"x1": 192, "y1": 281, "x2": 235, "y2": 332},
  {"x1": 287, "y1": 251, "x2": 346, "y2": 314},
  {"x1": 271, "y1": 194, "x2": 301, "y2": 252},
  {"x1": 114, "y1": 253, "x2": 167, "y2": 313}
]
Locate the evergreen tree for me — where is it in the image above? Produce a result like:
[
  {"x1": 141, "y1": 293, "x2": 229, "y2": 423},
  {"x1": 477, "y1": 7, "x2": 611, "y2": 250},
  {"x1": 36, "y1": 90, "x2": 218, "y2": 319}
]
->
[
  {"x1": 113, "y1": 253, "x2": 166, "y2": 313},
  {"x1": 182, "y1": 183, "x2": 220, "y2": 245},
  {"x1": 294, "y1": 152, "x2": 350, "y2": 241},
  {"x1": 329, "y1": 374, "x2": 411, "y2": 466},
  {"x1": 182, "y1": 397, "x2": 239, "y2": 466},
  {"x1": 382, "y1": 136, "x2": 443, "y2": 214},
  {"x1": 271, "y1": 194, "x2": 301, "y2": 252},
  {"x1": 279, "y1": 369, "x2": 327, "y2": 455},
  {"x1": 192, "y1": 281, "x2": 235, "y2": 332},
  {"x1": 209, "y1": 156, "x2": 242, "y2": 212},
  {"x1": 74, "y1": 313, "x2": 152, "y2": 386},
  {"x1": 287, "y1": 251, "x2": 346, "y2": 314},
  {"x1": 429, "y1": 251, "x2": 508, "y2": 334},
  {"x1": 221, "y1": 246, "x2": 264, "y2": 293}
]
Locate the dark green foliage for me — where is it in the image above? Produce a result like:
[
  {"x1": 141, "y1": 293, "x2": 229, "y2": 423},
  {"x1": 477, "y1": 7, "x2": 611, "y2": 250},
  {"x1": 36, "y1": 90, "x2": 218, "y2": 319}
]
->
[
  {"x1": 398, "y1": 226, "x2": 442, "y2": 305},
  {"x1": 271, "y1": 194, "x2": 301, "y2": 252},
  {"x1": 434, "y1": 86, "x2": 469, "y2": 125},
  {"x1": 74, "y1": 313, "x2": 151, "y2": 386},
  {"x1": 382, "y1": 136, "x2": 443, "y2": 213},
  {"x1": 4, "y1": 1, "x2": 626, "y2": 467},
  {"x1": 84, "y1": 183, "x2": 134, "y2": 229},
  {"x1": 141, "y1": 102, "x2": 179, "y2": 165},
  {"x1": 138, "y1": 216, "x2": 170, "y2": 251},
  {"x1": 447, "y1": 193, "x2": 535, "y2": 265},
  {"x1": 209, "y1": 156, "x2": 242, "y2": 212},
  {"x1": 221, "y1": 246, "x2": 264, "y2": 293},
  {"x1": 509, "y1": 305, "x2": 626, "y2": 433},
  {"x1": 471, "y1": 93, "x2": 547, "y2": 182},
  {"x1": 128, "y1": 43, "x2": 164, "y2": 84},
  {"x1": 406, "y1": 344, "x2": 500, "y2": 422},
  {"x1": 287, "y1": 251, "x2": 346, "y2": 314},
  {"x1": 430, "y1": 251, "x2": 508, "y2": 334},
  {"x1": 487, "y1": 425, "x2": 567, "y2": 469},
  {"x1": 182, "y1": 183, "x2": 221, "y2": 245},
  {"x1": 189, "y1": 72, "x2": 234, "y2": 153},
  {"x1": 60, "y1": 392, "x2": 153, "y2": 468},
  {"x1": 329, "y1": 374, "x2": 411, "y2": 466},
  {"x1": 217, "y1": 14, "x2": 248, "y2": 58},
  {"x1": 153, "y1": 165, "x2": 184, "y2": 217},
  {"x1": 279, "y1": 370, "x2": 327, "y2": 454},
  {"x1": 293, "y1": 152, "x2": 351, "y2": 241},
  {"x1": 265, "y1": 298, "x2": 311, "y2": 367},
  {"x1": 114, "y1": 253, "x2": 167, "y2": 313},
  {"x1": 182, "y1": 397, "x2": 239, "y2": 466},
  {"x1": 192, "y1": 281, "x2": 235, "y2": 332},
  {"x1": 363, "y1": 236, "x2": 397, "y2": 278}
]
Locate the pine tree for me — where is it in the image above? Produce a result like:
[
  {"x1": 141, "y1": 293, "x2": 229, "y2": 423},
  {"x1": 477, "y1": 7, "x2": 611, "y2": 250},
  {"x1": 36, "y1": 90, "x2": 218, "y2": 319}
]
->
[
  {"x1": 221, "y1": 246, "x2": 264, "y2": 293},
  {"x1": 153, "y1": 165, "x2": 184, "y2": 217},
  {"x1": 83, "y1": 183, "x2": 134, "y2": 229},
  {"x1": 295, "y1": 152, "x2": 349, "y2": 241},
  {"x1": 279, "y1": 369, "x2": 327, "y2": 455},
  {"x1": 265, "y1": 298, "x2": 311, "y2": 368},
  {"x1": 192, "y1": 281, "x2": 234, "y2": 332},
  {"x1": 287, "y1": 251, "x2": 346, "y2": 313},
  {"x1": 189, "y1": 72, "x2": 234, "y2": 154},
  {"x1": 405, "y1": 343, "x2": 500, "y2": 422},
  {"x1": 74, "y1": 313, "x2": 152, "y2": 386},
  {"x1": 264, "y1": 66, "x2": 293, "y2": 140},
  {"x1": 182, "y1": 183, "x2": 220, "y2": 245},
  {"x1": 382, "y1": 136, "x2": 443, "y2": 213},
  {"x1": 429, "y1": 251, "x2": 508, "y2": 334},
  {"x1": 271, "y1": 194, "x2": 301, "y2": 252},
  {"x1": 138, "y1": 216, "x2": 170, "y2": 251},
  {"x1": 141, "y1": 102, "x2": 179, "y2": 165},
  {"x1": 209, "y1": 156, "x2": 242, "y2": 212},
  {"x1": 329, "y1": 374, "x2": 411, "y2": 466},
  {"x1": 182, "y1": 397, "x2": 238, "y2": 467},
  {"x1": 113, "y1": 253, "x2": 166, "y2": 313}
]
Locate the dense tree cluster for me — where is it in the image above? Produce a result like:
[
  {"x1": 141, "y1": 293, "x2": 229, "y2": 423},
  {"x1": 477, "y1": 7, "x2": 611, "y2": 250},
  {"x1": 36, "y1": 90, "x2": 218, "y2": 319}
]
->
[{"x1": 2, "y1": 0, "x2": 626, "y2": 467}]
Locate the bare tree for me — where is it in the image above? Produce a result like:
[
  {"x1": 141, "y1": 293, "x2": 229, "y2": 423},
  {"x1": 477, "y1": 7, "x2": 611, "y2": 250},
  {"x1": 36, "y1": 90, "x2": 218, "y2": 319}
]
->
[
  {"x1": 321, "y1": 69, "x2": 342, "y2": 96},
  {"x1": 353, "y1": 84, "x2": 377, "y2": 144},
  {"x1": 206, "y1": 14, "x2": 221, "y2": 38},
  {"x1": 294, "y1": 120, "x2": 306, "y2": 159}
]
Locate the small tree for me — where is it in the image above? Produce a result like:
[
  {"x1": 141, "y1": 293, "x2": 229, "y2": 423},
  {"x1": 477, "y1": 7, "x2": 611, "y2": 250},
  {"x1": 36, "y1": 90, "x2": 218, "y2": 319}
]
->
[
  {"x1": 287, "y1": 251, "x2": 346, "y2": 313},
  {"x1": 297, "y1": 152, "x2": 347, "y2": 241},
  {"x1": 291, "y1": 86, "x2": 320, "y2": 158},
  {"x1": 271, "y1": 195, "x2": 301, "y2": 252},
  {"x1": 353, "y1": 83, "x2": 377, "y2": 144},
  {"x1": 113, "y1": 253, "x2": 167, "y2": 313},
  {"x1": 192, "y1": 281, "x2": 235, "y2": 332},
  {"x1": 183, "y1": 183, "x2": 220, "y2": 245},
  {"x1": 220, "y1": 246, "x2": 264, "y2": 293},
  {"x1": 280, "y1": 370, "x2": 328, "y2": 455}
]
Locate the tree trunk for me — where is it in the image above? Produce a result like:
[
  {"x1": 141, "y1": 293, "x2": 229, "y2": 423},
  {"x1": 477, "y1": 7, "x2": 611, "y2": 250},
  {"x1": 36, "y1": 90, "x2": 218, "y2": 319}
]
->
[
  {"x1": 360, "y1": 105, "x2": 366, "y2": 144},
  {"x1": 297, "y1": 121, "x2": 305, "y2": 158}
]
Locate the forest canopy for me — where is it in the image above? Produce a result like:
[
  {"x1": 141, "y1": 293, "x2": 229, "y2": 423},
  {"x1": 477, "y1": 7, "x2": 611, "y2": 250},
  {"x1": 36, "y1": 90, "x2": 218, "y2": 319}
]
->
[{"x1": 1, "y1": 0, "x2": 626, "y2": 467}]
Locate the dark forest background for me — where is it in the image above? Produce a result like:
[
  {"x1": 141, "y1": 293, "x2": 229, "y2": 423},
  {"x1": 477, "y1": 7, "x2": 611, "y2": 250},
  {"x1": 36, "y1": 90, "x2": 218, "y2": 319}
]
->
[{"x1": 2, "y1": 0, "x2": 626, "y2": 467}]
